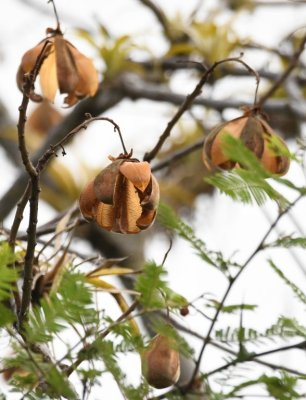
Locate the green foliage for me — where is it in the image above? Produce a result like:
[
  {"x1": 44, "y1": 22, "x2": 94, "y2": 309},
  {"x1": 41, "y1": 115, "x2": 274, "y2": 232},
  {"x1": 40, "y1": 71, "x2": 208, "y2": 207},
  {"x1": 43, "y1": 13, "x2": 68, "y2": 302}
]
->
[
  {"x1": 105, "y1": 318, "x2": 144, "y2": 353},
  {"x1": 135, "y1": 260, "x2": 187, "y2": 311},
  {"x1": 135, "y1": 261, "x2": 169, "y2": 309},
  {"x1": 215, "y1": 315, "x2": 306, "y2": 345},
  {"x1": 0, "y1": 242, "x2": 17, "y2": 300},
  {"x1": 266, "y1": 235, "x2": 306, "y2": 249},
  {"x1": 0, "y1": 242, "x2": 18, "y2": 327},
  {"x1": 158, "y1": 203, "x2": 241, "y2": 275},
  {"x1": 158, "y1": 203, "x2": 214, "y2": 265},
  {"x1": 268, "y1": 260, "x2": 306, "y2": 305},
  {"x1": 207, "y1": 300, "x2": 257, "y2": 314},
  {"x1": 87, "y1": 339, "x2": 149, "y2": 400},
  {"x1": 226, "y1": 373, "x2": 304, "y2": 399},
  {"x1": 5, "y1": 345, "x2": 77, "y2": 400},
  {"x1": 205, "y1": 135, "x2": 288, "y2": 206},
  {"x1": 25, "y1": 271, "x2": 97, "y2": 343}
]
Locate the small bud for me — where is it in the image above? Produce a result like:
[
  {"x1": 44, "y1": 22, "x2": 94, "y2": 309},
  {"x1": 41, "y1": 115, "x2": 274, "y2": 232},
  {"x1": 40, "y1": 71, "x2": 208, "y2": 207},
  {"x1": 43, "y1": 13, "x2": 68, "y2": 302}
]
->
[
  {"x1": 141, "y1": 334, "x2": 180, "y2": 389},
  {"x1": 180, "y1": 306, "x2": 189, "y2": 316}
]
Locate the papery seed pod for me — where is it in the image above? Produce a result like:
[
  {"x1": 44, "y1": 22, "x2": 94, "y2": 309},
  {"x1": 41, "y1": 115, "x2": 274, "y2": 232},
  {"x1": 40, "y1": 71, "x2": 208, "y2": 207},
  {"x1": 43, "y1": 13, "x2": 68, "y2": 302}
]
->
[
  {"x1": 17, "y1": 28, "x2": 99, "y2": 107},
  {"x1": 79, "y1": 180, "x2": 100, "y2": 220},
  {"x1": 79, "y1": 156, "x2": 160, "y2": 234},
  {"x1": 141, "y1": 334, "x2": 180, "y2": 389},
  {"x1": 203, "y1": 111, "x2": 290, "y2": 176}
]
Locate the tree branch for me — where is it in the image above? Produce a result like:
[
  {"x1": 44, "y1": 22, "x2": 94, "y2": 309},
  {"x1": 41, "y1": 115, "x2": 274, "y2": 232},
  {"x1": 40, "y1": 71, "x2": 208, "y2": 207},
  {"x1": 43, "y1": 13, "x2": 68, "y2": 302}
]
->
[
  {"x1": 258, "y1": 33, "x2": 306, "y2": 107},
  {"x1": 0, "y1": 85, "x2": 123, "y2": 221},
  {"x1": 186, "y1": 194, "x2": 304, "y2": 390},
  {"x1": 142, "y1": 56, "x2": 260, "y2": 163}
]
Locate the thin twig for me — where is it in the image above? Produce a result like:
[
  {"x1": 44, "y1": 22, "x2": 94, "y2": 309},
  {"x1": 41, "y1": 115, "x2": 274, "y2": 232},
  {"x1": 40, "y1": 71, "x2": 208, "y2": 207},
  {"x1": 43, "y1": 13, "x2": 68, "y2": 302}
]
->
[
  {"x1": 186, "y1": 194, "x2": 304, "y2": 390},
  {"x1": 143, "y1": 55, "x2": 260, "y2": 163},
  {"x1": 65, "y1": 299, "x2": 139, "y2": 376},
  {"x1": 17, "y1": 41, "x2": 51, "y2": 326},
  {"x1": 168, "y1": 316, "x2": 305, "y2": 376},
  {"x1": 47, "y1": 0, "x2": 61, "y2": 30},
  {"x1": 257, "y1": 33, "x2": 306, "y2": 107},
  {"x1": 36, "y1": 115, "x2": 129, "y2": 175},
  {"x1": 206, "y1": 340, "x2": 306, "y2": 378}
]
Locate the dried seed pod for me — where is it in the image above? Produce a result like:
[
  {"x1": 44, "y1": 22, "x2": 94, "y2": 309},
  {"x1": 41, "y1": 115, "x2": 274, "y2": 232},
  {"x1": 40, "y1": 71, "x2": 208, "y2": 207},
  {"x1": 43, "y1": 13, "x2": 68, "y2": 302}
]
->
[
  {"x1": 141, "y1": 334, "x2": 180, "y2": 389},
  {"x1": 79, "y1": 156, "x2": 160, "y2": 234},
  {"x1": 17, "y1": 28, "x2": 99, "y2": 107},
  {"x1": 203, "y1": 111, "x2": 290, "y2": 176},
  {"x1": 259, "y1": 132, "x2": 290, "y2": 176},
  {"x1": 79, "y1": 180, "x2": 100, "y2": 220}
]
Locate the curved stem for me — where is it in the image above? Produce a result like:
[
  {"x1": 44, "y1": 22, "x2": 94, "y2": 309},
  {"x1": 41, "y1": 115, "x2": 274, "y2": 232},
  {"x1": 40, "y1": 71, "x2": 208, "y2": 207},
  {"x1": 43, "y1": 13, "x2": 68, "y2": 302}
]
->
[
  {"x1": 48, "y1": 0, "x2": 61, "y2": 30},
  {"x1": 257, "y1": 32, "x2": 306, "y2": 107},
  {"x1": 143, "y1": 54, "x2": 260, "y2": 163}
]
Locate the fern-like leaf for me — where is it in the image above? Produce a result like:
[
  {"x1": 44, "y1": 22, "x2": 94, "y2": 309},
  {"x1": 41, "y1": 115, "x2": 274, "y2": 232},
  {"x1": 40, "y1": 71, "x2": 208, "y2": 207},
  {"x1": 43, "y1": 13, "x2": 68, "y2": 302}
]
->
[{"x1": 268, "y1": 260, "x2": 306, "y2": 305}]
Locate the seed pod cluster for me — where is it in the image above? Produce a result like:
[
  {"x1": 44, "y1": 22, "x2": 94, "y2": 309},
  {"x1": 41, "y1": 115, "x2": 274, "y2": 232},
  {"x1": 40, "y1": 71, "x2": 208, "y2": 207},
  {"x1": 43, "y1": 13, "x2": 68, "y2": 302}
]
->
[
  {"x1": 79, "y1": 155, "x2": 159, "y2": 234},
  {"x1": 141, "y1": 334, "x2": 180, "y2": 389},
  {"x1": 202, "y1": 111, "x2": 290, "y2": 176}
]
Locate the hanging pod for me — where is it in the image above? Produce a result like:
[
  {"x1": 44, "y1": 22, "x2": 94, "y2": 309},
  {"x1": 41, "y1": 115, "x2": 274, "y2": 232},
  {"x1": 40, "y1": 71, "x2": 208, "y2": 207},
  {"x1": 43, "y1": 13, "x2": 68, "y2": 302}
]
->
[
  {"x1": 202, "y1": 111, "x2": 290, "y2": 176},
  {"x1": 79, "y1": 155, "x2": 160, "y2": 234},
  {"x1": 141, "y1": 334, "x2": 180, "y2": 389},
  {"x1": 17, "y1": 28, "x2": 99, "y2": 107}
]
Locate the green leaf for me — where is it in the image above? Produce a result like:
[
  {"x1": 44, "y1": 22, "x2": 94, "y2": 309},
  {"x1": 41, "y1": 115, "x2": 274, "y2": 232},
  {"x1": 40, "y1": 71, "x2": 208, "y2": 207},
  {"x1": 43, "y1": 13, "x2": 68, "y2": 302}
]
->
[
  {"x1": 0, "y1": 242, "x2": 18, "y2": 301},
  {"x1": 260, "y1": 373, "x2": 303, "y2": 400},
  {"x1": 225, "y1": 373, "x2": 303, "y2": 399},
  {"x1": 25, "y1": 271, "x2": 97, "y2": 343},
  {"x1": 207, "y1": 300, "x2": 257, "y2": 314},
  {"x1": 158, "y1": 203, "x2": 215, "y2": 266},
  {"x1": 135, "y1": 261, "x2": 168, "y2": 309},
  {"x1": 268, "y1": 260, "x2": 306, "y2": 305},
  {"x1": 266, "y1": 236, "x2": 306, "y2": 249},
  {"x1": 205, "y1": 135, "x2": 288, "y2": 206}
]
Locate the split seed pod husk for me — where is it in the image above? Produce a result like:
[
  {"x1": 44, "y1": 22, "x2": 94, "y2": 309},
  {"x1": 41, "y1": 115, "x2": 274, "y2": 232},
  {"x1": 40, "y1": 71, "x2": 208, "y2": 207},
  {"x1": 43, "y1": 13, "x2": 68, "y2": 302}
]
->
[
  {"x1": 203, "y1": 111, "x2": 290, "y2": 176},
  {"x1": 141, "y1": 334, "x2": 180, "y2": 389},
  {"x1": 17, "y1": 28, "x2": 99, "y2": 107},
  {"x1": 79, "y1": 156, "x2": 160, "y2": 234}
]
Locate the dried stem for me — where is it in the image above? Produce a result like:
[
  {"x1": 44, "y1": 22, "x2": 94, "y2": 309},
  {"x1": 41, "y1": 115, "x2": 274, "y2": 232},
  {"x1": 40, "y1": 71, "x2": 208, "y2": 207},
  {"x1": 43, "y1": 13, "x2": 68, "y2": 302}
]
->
[
  {"x1": 14, "y1": 42, "x2": 50, "y2": 326},
  {"x1": 143, "y1": 55, "x2": 260, "y2": 163},
  {"x1": 206, "y1": 340, "x2": 306, "y2": 378},
  {"x1": 48, "y1": 0, "x2": 61, "y2": 30},
  {"x1": 257, "y1": 32, "x2": 306, "y2": 107},
  {"x1": 65, "y1": 299, "x2": 139, "y2": 376}
]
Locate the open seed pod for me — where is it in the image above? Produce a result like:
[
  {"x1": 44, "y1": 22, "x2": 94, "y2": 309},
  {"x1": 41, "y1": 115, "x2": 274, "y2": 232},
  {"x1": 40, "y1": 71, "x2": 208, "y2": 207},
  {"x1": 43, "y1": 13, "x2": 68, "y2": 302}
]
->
[
  {"x1": 79, "y1": 155, "x2": 160, "y2": 234},
  {"x1": 17, "y1": 27, "x2": 99, "y2": 107},
  {"x1": 203, "y1": 111, "x2": 290, "y2": 176},
  {"x1": 141, "y1": 334, "x2": 180, "y2": 389}
]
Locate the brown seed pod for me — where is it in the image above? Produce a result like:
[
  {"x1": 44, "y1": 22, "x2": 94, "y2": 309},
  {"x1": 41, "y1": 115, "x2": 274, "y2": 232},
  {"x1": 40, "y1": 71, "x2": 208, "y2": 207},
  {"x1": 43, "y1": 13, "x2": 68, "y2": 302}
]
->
[
  {"x1": 79, "y1": 180, "x2": 100, "y2": 220},
  {"x1": 203, "y1": 111, "x2": 290, "y2": 176},
  {"x1": 17, "y1": 28, "x2": 99, "y2": 107},
  {"x1": 141, "y1": 334, "x2": 180, "y2": 389},
  {"x1": 79, "y1": 156, "x2": 160, "y2": 234}
]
